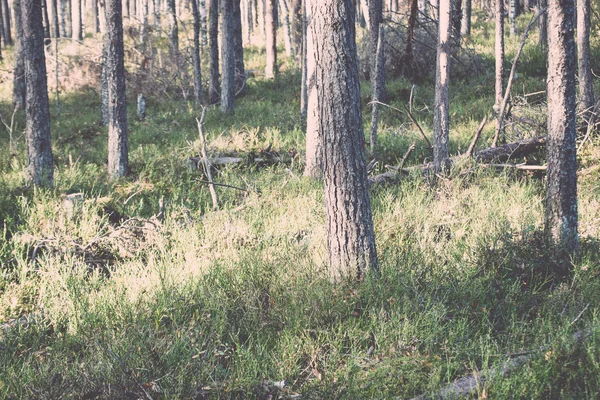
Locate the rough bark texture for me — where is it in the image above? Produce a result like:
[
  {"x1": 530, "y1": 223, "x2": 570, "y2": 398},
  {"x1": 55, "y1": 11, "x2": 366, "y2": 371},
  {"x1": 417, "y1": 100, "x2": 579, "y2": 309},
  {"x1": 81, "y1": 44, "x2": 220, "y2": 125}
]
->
[
  {"x1": 370, "y1": 25, "x2": 384, "y2": 156},
  {"x1": 433, "y1": 0, "x2": 452, "y2": 171},
  {"x1": 368, "y1": 0, "x2": 385, "y2": 101},
  {"x1": 309, "y1": 0, "x2": 378, "y2": 280},
  {"x1": 1, "y1": 0, "x2": 11, "y2": 45},
  {"x1": 72, "y1": 0, "x2": 82, "y2": 40},
  {"x1": 304, "y1": 0, "x2": 321, "y2": 177},
  {"x1": 545, "y1": 0, "x2": 578, "y2": 257},
  {"x1": 166, "y1": 0, "x2": 179, "y2": 57},
  {"x1": 495, "y1": 0, "x2": 504, "y2": 111},
  {"x1": 191, "y1": 0, "x2": 203, "y2": 103},
  {"x1": 208, "y1": 0, "x2": 220, "y2": 103},
  {"x1": 461, "y1": 0, "x2": 471, "y2": 36},
  {"x1": 22, "y1": 0, "x2": 54, "y2": 186},
  {"x1": 13, "y1": 0, "x2": 26, "y2": 110},
  {"x1": 233, "y1": 0, "x2": 246, "y2": 91},
  {"x1": 220, "y1": 0, "x2": 235, "y2": 113},
  {"x1": 291, "y1": 0, "x2": 302, "y2": 58},
  {"x1": 105, "y1": 0, "x2": 129, "y2": 178},
  {"x1": 576, "y1": 0, "x2": 594, "y2": 120},
  {"x1": 538, "y1": 0, "x2": 547, "y2": 47},
  {"x1": 52, "y1": 0, "x2": 62, "y2": 37},
  {"x1": 265, "y1": 0, "x2": 277, "y2": 78}
]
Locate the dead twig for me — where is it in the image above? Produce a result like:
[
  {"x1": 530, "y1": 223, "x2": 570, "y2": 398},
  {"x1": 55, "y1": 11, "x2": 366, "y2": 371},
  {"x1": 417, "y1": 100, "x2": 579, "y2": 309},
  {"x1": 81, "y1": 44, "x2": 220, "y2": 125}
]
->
[
  {"x1": 466, "y1": 116, "x2": 488, "y2": 157},
  {"x1": 196, "y1": 107, "x2": 218, "y2": 211}
]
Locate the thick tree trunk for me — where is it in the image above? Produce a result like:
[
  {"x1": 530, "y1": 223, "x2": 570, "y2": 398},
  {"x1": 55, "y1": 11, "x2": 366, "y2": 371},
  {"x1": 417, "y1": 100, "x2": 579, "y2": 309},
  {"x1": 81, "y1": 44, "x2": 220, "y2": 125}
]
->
[
  {"x1": 191, "y1": 0, "x2": 203, "y2": 104},
  {"x1": 304, "y1": 0, "x2": 321, "y2": 177},
  {"x1": 22, "y1": 0, "x2": 54, "y2": 186},
  {"x1": 105, "y1": 0, "x2": 129, "y2": 178},
  {"x1": 1, "y1": 0, "x2": 11, "y2": 46},
  {"x1": 461, "y1": 0, "x2": 471, "y2": 35},
  {"x1": 13, "y1": 0, "x2": 26, "y2": 110},
  {"x1": 233, "y1": 0, "x2": 246, "y2": 91},
  {"x1": 220, "y1": 0, "x2": 235, "y2": 113},
  {"x1": 265, "y1": 0, "x2": 277, "y2": 78},
  {"x1": 72, "y1": 0, "x2": 82, "y2": 40},
  {"x1": 433, "y1": 0, "x2": 452, "y2": 171},
  {"x1": 309, "y1": 0, "x2": 378, "y2": 280},
  {"x1": 577, "y1": 0, "x2": 594, "y2": 122},
  {"x1": 545, "y1": 0, "x2": 578, "y2": 259},
  {"x1": 494, "y1": 0, "x2": 504, "y2": 112},
  {"x1": 166, "y1": 0, "x2": 178, "y2": 57},
  {"x1": 208, "y1": 0, "x2": 220, "y2": 103}
]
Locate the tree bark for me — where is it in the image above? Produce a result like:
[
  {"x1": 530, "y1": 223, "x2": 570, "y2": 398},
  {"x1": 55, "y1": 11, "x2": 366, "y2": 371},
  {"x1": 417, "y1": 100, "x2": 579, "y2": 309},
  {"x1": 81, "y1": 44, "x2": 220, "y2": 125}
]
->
[
  {"x1": 545, "y1": 0, "x2": 578, "y2": 258},
  {"x1": 42, "y1": 0, "x2": 51, "y2": 41},
  {"x1": 265, "y1": 0, "x2": 277, "y2": 78},
  {"x1": 105, "y1": 0, "x2": 129, "y2": 178},
  {"x1": 166, "y1": 0, "x2": 179, "y2": 57},
  {"x1": 72, "y1": 0, "x2": 82, "y2": 40},
  {"x1": 153, "y1": 0, "x2": 161, "y2": 32},
  {"x1": 191, "y1": 0, "x2": 203, "y2": 104},
  {"x1": 1, "y1": 0, "x2": 11, "y2": 46},
  {"x1": 220, "y1": 0, "x2": 235, "y2": 113},
  {"x1": 509, "y1": 0, "x2": 518, "y2": 35},
  {"x1": 208, "y1": 0, "x2": 220, "y2": 103},
  {"x1": 576, "y1": 0, "x2": 594, "y2": 122},
  {"x1": 368, "y1": 0, "x2": 385, "y2": 101},
  {"x1": 13, "y1": 0, "x2": 26, "y2": 110},
  {"x1": 309, "y1": 0, "x2": 378, "y2": 280},
  {"x1": 233, "y1": 0, "x2": 246, "y2": 91},
  {"x1": 22, "y1": 0, "x2": 54, "y2": 186},
  {"x1": 291, "y1": 0, "x2": 301, "y2": 58},
  {"x1": 92, "y1": 0, "x2": 100, "y2": 33},
  {"x1": 370, "y1": 25, "x2": 384, "y2": 156},
  {"x1": 304, "y1": 0, "x2": 321, "y2": 177},
  {"x1": 538, "y1": 0, "x2": 547, "y2": 48},
  {"x1": 494, "y1": 0, "x2": 504, "y2": 112},
  {"x1": 461, "y1": 0, "x2": 471, "y2": 36},
  {"x1": 433, "y1": 0, "x2": 452, "y2": 171},
  {"x1": 278, "y1": 0, "x2": 293, "y2": 57}
]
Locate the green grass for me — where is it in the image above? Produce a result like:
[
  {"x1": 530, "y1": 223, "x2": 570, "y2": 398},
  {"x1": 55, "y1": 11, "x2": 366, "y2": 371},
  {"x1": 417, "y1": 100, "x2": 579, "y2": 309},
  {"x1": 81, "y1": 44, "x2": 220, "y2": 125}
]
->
[{"x1": 1, "y1": 10, "x2": 600, "y2": 399}]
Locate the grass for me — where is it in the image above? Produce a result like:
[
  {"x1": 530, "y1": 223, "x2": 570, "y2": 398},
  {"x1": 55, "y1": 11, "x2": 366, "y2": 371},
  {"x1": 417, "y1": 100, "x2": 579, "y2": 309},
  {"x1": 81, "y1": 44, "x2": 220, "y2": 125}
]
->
[{"x1": 1, "y1": 9, "x2": 600, "y2": 399}]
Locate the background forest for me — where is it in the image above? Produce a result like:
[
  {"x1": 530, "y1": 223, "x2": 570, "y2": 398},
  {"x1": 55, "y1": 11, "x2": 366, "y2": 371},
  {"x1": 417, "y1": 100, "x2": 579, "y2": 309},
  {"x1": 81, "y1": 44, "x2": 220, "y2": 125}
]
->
[{"x1": 1, "y1": 0, "x2": 600, "y2": 398}]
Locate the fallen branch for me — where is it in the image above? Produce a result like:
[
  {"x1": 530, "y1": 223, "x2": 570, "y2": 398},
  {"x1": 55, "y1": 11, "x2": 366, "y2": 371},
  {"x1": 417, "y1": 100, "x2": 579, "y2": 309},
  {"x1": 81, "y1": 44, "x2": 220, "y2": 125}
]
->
[
  {"x1": 492, "y1": 10, "x2": 544, "y2": 147},
  {"x1": 196, "y1": 107, "x2": 218, "y2": 211},
  {"x1": 466, "y1": 116, "x2": 489, "y2": 157}
]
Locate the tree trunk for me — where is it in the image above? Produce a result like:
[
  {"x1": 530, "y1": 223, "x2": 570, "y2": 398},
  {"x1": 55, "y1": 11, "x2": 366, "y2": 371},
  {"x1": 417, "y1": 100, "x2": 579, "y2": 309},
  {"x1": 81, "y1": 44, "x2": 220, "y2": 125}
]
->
[
  {"x1": 72, "y1": 0, "x2": 82, "y2": 40},
  {"x1": 461, "y1": 0, "x2": 471, "y2": 36},
  {"x1": 265, "y1": 0, "x2": 277, "y2": 78},
  {"x1": 141, "y1": 0, "x2": 149, "y2": 45},
  {"x1": 208, "y1": 0, "x2": 219, "y2": 103},
  {"x1": 93, "y1": 0, "x2": 100, "y2": 33},
  {"x1": 577, "y1": 0, "x2": 594, "y2": 122},
  {"x1": 191, "y1": 0, "x2": 203, "y2": 104},
  {"x1": 0, "y1": 4, "x2": 3, "y2": 59},
  {"x1": 22, "y1": 0, "x2": 54, "y2": 186},
  {"x1": 545, "y1": 0, "x2": 578, "y2": 260},
  {"x1": 300, "y1": 0, "x2": 307, "y2": 117},
  {"x1": 368, "y1": 0, "x2": 384, "y2": 100},
  {"x1": 278, "y1": 0, "x2": 292, "y2": 57},
  {"x1": 433, "y1": 0, "x2": 451, "y2": 171},
  {"x1": 220, "y1": 0, "x2": 235, "y2": 113},
  {"x1": 1, "y1": 0, "x2": 12, "y2": 46},
  {"x1": 538, "y1": 0, "x2": 547, "y2": 48},
  {"x1": 200, "y1": 0, "x2": 207, "y2": 45},
  {"x1": 233, "y1": 0, "x2": 246, "y2": 91},
  {"x1": 166, "y1": 0, "x2": 178, "y2": 57},
  {"x1": 402, "y1": 0, "x2": 417, "y2": 77},
  {"x1": 453, "y1": 0, "x2": 462, "y2": 40},
  {"x1": 101, "y1": 37, "x2": 109, "y2": 124},
  {"x1": 494, "y1": 0, "x2": 504, "y2": 112},
  {"x1": 153, "y1": 0, "x2": 161, "y2": 32},
  {"x1": 291, "y1": 0, "x2": 301, "y2": 58},
  {"x1": 105, "y1": 0, "x2": 129, "y2": 178},
  {"x1": 50, "y1": 0, "x2": 60, "y2": 37},
  {"x1": 59, "y1": 0, "x2": 68, "y2": 36},
  {"x1": 309, "y1": 0, "x2": 378, "y2": 280},
  {"x1": 13, "y1": 0, "x2": 26, "y2": 110},
  {"x1": 509, "y1": 0, "x2": 518, "y2": 35},
  {"x1": 304, "y1": 0, "x2": 321, "y2": 177},
  {"x1": 370, "y1": 25, "x2": 384, "y2": 156},
  {"x1": 42, "y1": 0, "x2": 51, "y2": 41}
]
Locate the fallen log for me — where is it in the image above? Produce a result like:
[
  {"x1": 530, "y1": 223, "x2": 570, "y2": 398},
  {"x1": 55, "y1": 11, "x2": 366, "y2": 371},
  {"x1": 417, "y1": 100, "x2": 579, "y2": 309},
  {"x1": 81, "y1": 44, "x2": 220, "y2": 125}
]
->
[{"x1": 369, "y1": 135, "x2": 546, "y2": 185}]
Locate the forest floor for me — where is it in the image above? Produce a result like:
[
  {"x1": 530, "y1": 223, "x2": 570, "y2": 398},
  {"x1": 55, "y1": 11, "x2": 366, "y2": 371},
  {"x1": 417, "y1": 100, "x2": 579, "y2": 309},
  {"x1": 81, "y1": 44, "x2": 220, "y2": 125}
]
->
[{"x1": 1, "y1": 11, "x2": 600, "y2": 399}]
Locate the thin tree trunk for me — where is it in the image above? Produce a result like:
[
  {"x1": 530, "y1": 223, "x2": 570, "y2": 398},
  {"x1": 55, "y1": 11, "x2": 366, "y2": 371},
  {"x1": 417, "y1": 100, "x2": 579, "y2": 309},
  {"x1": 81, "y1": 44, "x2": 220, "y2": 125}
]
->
[
  {"x1": 291, "y1": 0, "x2": 301, "y2": 58},
  {"x1": 433, "y1": 0, "x2": 452, "y2": 171},
  {"x1": 233, "y1": 0, "x2": 245, "y2": 91},
  {"x1": 200, "y1": 0, "x2": 207, "y2": 45},
  {"x1": 166, "y1": 0, "x2": 178, "y2": 57},
  {"x1": 300, "y1": 0, "x2": 307, "y2": 117},
  {"x1": 153, "y1": 0, "x2": 161, "y2": 32},
  {"x1": 0, "y1": 4, "x2": 3, "y2": 59},
  {"x1": 101, "y1": 38, "x2": 109, "y2": 124},
  {"x1": 191, "y1": 0, "x2": 203, "y2": 104},
  {"x1": 461, "y1": 0, "x2": 471, "y2": 35},
  {"x1": 577, "y1": 0, "x2": 594, "y2": 123},
  {"x1": 265, "y1": 0, "x2": 277, "y2": 78},
  {"x1": 453, "y1": 0, "x2": 462, "y2": 40},
  {"x1": 22, "y1": 0, "x2": 54, "y2": 186},
  {"x1": 42, "y1": 0, "x2": 51, "y2": 41},
  {"x1": 59, "y1": 0, "x2": 67, "y2": 36},
  {"x1": 370, "y1": 25, "x2": 384, "y2": 156},
  {"x1": 13, "y1": 0, "x2": 26, "y2": 110},
  {"x1": 72, "y1": 0, "x2": 82, "y2": 40},
  {"x1": 278, "y1": 0, "x2": 292, "y2": 57},
  {"x1": 368, "y1": 0, "x2": 383, "y2": 99},
  {"x1": 93, "y1": 0, "x2": 100, "y2": 33},
  {"x1": 50, "y1": 0, "x2": 60, "y2": 37},
  {"x1": 220, "y1": 0, "x2": 235, "y2": 113},
  {"x1": 105, "y1": 0, "x2": 129, "y2": 177},
  {"x1": 304, "y1": 0, "x2": 320, "y2": 177},
  {"x1": 545, "y1": 0, "x2": 578, "y2": 261},
  {"x1": 208, "y1": 0, "x2": 219, "y2": 103},
  {"x1": 141, "y1": 0, "x2": 148, "y2": 45},
  {"x1": 509, "y1": 0, "x2": 518, "y2": 35},
  {"x1": 538, "y1": 0, "x2": 547, "y2": 48},
  {"x1": 1, "y1": 0, "x2": 11, "y2": 46},
  {"x1": 402, "y1": 0, "x2": 417, "y2": 77},
  {"x1": 495, "y1": 0, "x2": 504, "y2": 112},
  {"x1": 309, "y1": 0, "x2": 378, "y2": 280}
]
